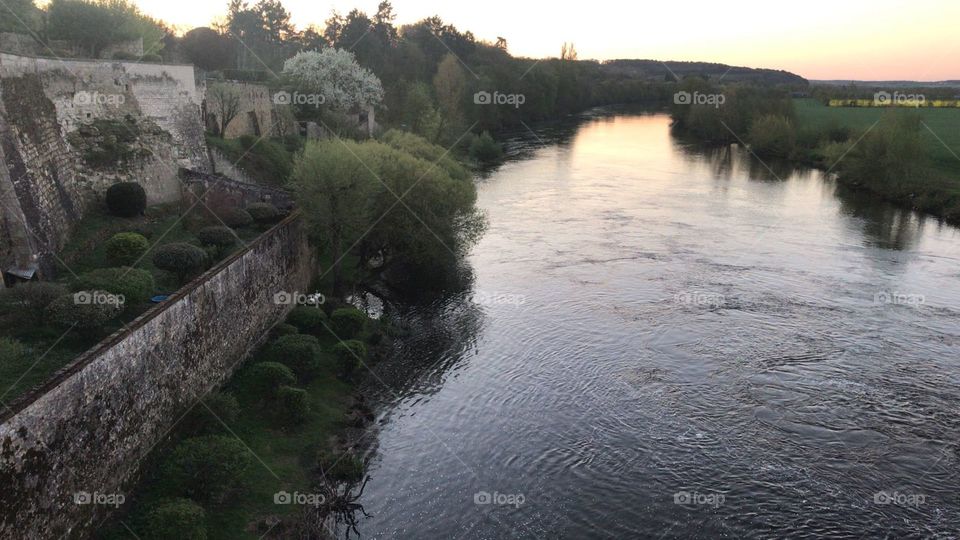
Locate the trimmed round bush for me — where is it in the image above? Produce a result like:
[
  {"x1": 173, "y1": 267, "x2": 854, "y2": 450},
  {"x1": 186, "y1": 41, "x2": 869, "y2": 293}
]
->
[
  {"x1": 332, "y1": 339, "x2": 367, "y2": 379},
  {"x1": 265, "y1": 334, "x2": 323, "y2": 380},
  {"x1": 196, "y1": 226, "x2": 236, "y2": 256},
  {"x1": 152, "y1": 243, "x2": 207, "y2": 284},
  {"x1": 286, "y1": 306, "x2": 327, "y2": 336},
  {"x1": 246, "y1": 202, "x2": 280, "y2": 224},
  {"x1": 272, "y1": 323, "x2": 299, "y2": 337},
  {"x1": 316, "y1": 449, "x2": 364, "y2": 482},
  {"x1": 105, "y1": 232, "x2": 149, "y2": 266},
  {"x1": 216, "y1": 207, "x2": 253, "y2": 228},
  {"x1": 276, "y1": 386, "x2": 310, "y2": 425},
  {"x1": 144, "y1": 498, "x2": 207, "y2": 540},
  {"x1": 0, "y1": 281, "x2": 67, "y2": 324},
  {"x1": 245, "y1": 361, "x2": 296, "y2": 398},
  {"x1": 45, "y1": 291, "x2": 122, "y2": 333},
  {"x1": 184, "y1": 392, "x2": 240, "y2": 435},
  {"x1": 0, "y1": 338, "x2": 25, "y2": 365},
  {"x1": 330, "y1": 307, "x2": 367, "y2": 339},
  {"x1": 105, "y1": 182, "x2": 147, "y2": 217},
  {"x1": 162, "y1": 435, "x2": 252, "y2": 502},
  {"x1": 72, "y1": 267, "x2": 155, "y2": 306}
]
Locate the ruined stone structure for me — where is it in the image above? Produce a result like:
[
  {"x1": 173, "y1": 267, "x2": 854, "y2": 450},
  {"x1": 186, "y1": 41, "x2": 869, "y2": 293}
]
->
[
  {"x1": 0, "y1": 213, "x2": 315, "y2": 538},
  {"x1": 0, "y1": 32, "x2": 144, "y2": 60},
  {"x1": 204, "y1": 79, "x2": 296, "y2": 139},
  {"x1": 0, "y1": 52, "x2": 209, "y2": 281}
]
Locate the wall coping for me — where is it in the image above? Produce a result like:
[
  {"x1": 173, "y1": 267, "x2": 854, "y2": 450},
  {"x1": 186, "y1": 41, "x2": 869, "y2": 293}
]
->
[
  {"x1": 0, "y1": 49, "x2": 195, "y2": 68},
  {"x1": 0, "y1": 210, "x2": 303, "y2": 424}
]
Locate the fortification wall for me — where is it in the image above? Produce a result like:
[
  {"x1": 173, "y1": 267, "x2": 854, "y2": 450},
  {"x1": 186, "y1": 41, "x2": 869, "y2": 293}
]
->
[{"x1": 0, "y1": 213, "x2": 314, "y2": 538}]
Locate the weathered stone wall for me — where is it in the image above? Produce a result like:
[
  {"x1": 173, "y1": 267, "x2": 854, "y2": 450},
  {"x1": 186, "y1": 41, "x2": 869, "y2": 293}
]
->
[
  {"x1": 179, "y1": 167, "x2": 294, "y2": 212},
  {"x1": 0, "y1": 52, "x2": 210, "y2": 280},
  {"x1": 0, "y1": 213, "x2": 315, "y2": 538},
  {"x1": 204, "y1": 79, "x2": 296, "y2": 139}
]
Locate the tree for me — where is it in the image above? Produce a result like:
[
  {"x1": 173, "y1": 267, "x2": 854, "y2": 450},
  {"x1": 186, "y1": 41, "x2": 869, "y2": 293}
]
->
[
  {"x1": 207, "y1": 82, "x2": 242, "y2": 136},
  {"x1": 282, "y1": 48, "x2": 385, "y2": 112},
  {"x1": 47, "y1": 0, "x2": 164, "y2": 57},
  {"x1": 561, "y1": 42, "x2": 578, "y2": 61},
  {"x1": 0, "y1": 0, "x2": 41, "y2": 34},
  {"x1": 292, "y1": 139, "x2": 378, "y2": 294},
  {"x1": 180, "y1": 27, "x2": 235, "y2": 71},
  {"x1": 433, "y1": 53, "x2": 467, "y2": 143}
]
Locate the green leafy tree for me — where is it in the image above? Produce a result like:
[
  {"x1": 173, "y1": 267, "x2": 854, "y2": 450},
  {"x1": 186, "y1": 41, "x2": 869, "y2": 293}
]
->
[{"x1": 162, "y1": 436, "x2": 251, "y2": 502}]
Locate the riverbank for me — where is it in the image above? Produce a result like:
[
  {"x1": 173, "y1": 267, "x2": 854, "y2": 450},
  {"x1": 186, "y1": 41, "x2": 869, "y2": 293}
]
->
[{"x1": 99, "y1": 293, "x2": 395, "y2": 539}]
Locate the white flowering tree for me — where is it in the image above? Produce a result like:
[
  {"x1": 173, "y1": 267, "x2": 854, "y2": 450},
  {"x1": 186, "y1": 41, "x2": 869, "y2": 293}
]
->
[{"x1": 282, "y1": 48, "x2": 384, "y2": 111}]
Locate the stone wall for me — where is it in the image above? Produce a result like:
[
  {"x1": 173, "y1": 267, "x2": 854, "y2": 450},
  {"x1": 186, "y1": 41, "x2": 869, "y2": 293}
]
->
[
  {"x1": 0, "y1": 52, "x2": 210, "y2": 280},
  {"x1": 204, "y1": 79, "x2": 296, "y2": 139},
  {"x1": 0, "y1": 213, "x2": 315, "y2": 538},
  {"x1": 179, "y1": 167, "x2": 294, "y2": 212}
]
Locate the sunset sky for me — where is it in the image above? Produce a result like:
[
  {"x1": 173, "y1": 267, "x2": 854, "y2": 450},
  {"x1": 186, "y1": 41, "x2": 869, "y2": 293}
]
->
[{"x1": 133, "y1": 0, "x2": 959, "y2": 81}]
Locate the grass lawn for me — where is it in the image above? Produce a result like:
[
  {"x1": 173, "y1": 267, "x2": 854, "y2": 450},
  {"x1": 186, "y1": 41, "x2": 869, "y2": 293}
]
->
[
  {"x1": 794, "y1": 98, "x2": 960, "y2": 176},
  {"x1": 794, "y1": 98, "x2": 960, "y2": 221}
]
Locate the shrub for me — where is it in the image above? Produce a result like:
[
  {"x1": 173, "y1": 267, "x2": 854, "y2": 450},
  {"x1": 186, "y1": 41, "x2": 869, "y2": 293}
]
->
[
  {"x1": 112, "y1": 51, "x2": 138, "y2": 61},
  {"x1": 105, "y1": 232, "x2": 149, "y2": 266},
  {"x1": 332, "y1": 340, "x2": 367, "y2": 379},
  {"x1": 72, "y1": 267, "x2": 155, "y2": 306},
  {"x1": 330, "y1": 307, "x2": 366, "y2": 339},
  {"x1": 105, "y1": 182, "x2": 147, "y2": 217},
  {"x1": 152, "y1": 243, "x2": 207, "y2": 284},
  {"x1": 246, "y1": 202, "x2": 280, "y2": 224},
  {"x1": 245, "y1": 362, "x2": 296, "y2": 398},
  {"x1": 265, "y1": 334, "x2": 322, "y2": 380},
  {"x1": 0, "y1": 338, "x2": 25, "y2": 365},
  {"x1": 140, "y1": 53, "x2": 163, "y2": 63},
  {"x1": 45, "y1": 291, "x2": 122, "y2": 334},
  {"x1": 196, "y1": 226, "x2": 236, "y2": 256},
  {"x1": 144, "y1": 499, "x2": 206, "y2": 540},
  {"x1": 748, "y1": 114, "x2": 797, "y2": 158},
  {"x1": 0, "y1": 281, "x2": 67, "y2": 324},
  {"x1": 216, "y1": 207, "x2": 253, "y2": 228},
  {"x1": 316, "y1": 449, "x2": 364, "y2": 482},
  {"x1": 286, "y1": 306, "x2": 327, "y2": 336},
  {"x1": 276, "y1": 386, "x2": 310, "y2": 425},
  {"x1": 162, "y1": 435, "x2": 252, "y2": 502},
  {"x1": 183, "y1": 392, "x2": 240, "y2": 435},
  {"x1": 468, "y1": 131, "x2": 504, "y2": 163},
  {"x1": 272, "y1": 323, "x2": 299, "y2": 337}
]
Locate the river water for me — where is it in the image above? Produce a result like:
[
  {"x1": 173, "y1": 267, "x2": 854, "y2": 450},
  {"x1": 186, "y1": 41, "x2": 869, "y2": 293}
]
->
[{"x1": 357, "y1": 111, "x2": 960, "y2": 538}]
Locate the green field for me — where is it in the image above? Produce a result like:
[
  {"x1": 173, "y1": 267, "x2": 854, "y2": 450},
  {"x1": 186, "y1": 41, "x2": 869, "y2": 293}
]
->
[{"x1": 794, "y1": 98, "x2": 960, "y2": 176}]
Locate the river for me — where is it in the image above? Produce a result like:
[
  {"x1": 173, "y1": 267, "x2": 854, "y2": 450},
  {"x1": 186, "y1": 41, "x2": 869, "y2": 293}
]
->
[{"x1": 356, "y1": 110, "x2": 960, "y2": 538}]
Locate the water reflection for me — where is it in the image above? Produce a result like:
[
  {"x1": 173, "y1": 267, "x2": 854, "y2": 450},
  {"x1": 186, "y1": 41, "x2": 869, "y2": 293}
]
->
[{"x1": 358, "y1": 110, "x2": 960, "y2": 539}]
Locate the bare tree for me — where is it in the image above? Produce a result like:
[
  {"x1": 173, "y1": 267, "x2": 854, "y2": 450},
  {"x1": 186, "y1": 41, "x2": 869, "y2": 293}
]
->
[
  {"x1": 561, "y1": 42, "x2": 578, "y2": 61},
  {"x1": 207, "y1": 82, "x2": 243, "y2": 136}
]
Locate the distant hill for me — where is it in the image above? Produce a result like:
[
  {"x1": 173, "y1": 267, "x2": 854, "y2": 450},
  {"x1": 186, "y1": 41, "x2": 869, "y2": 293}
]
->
[
  {"x1": 812, "y1": 80, "x2": 960, "y2": 88},
  {"x1": 600, "y1": 59, "x2": 808, "y2": 86}
]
